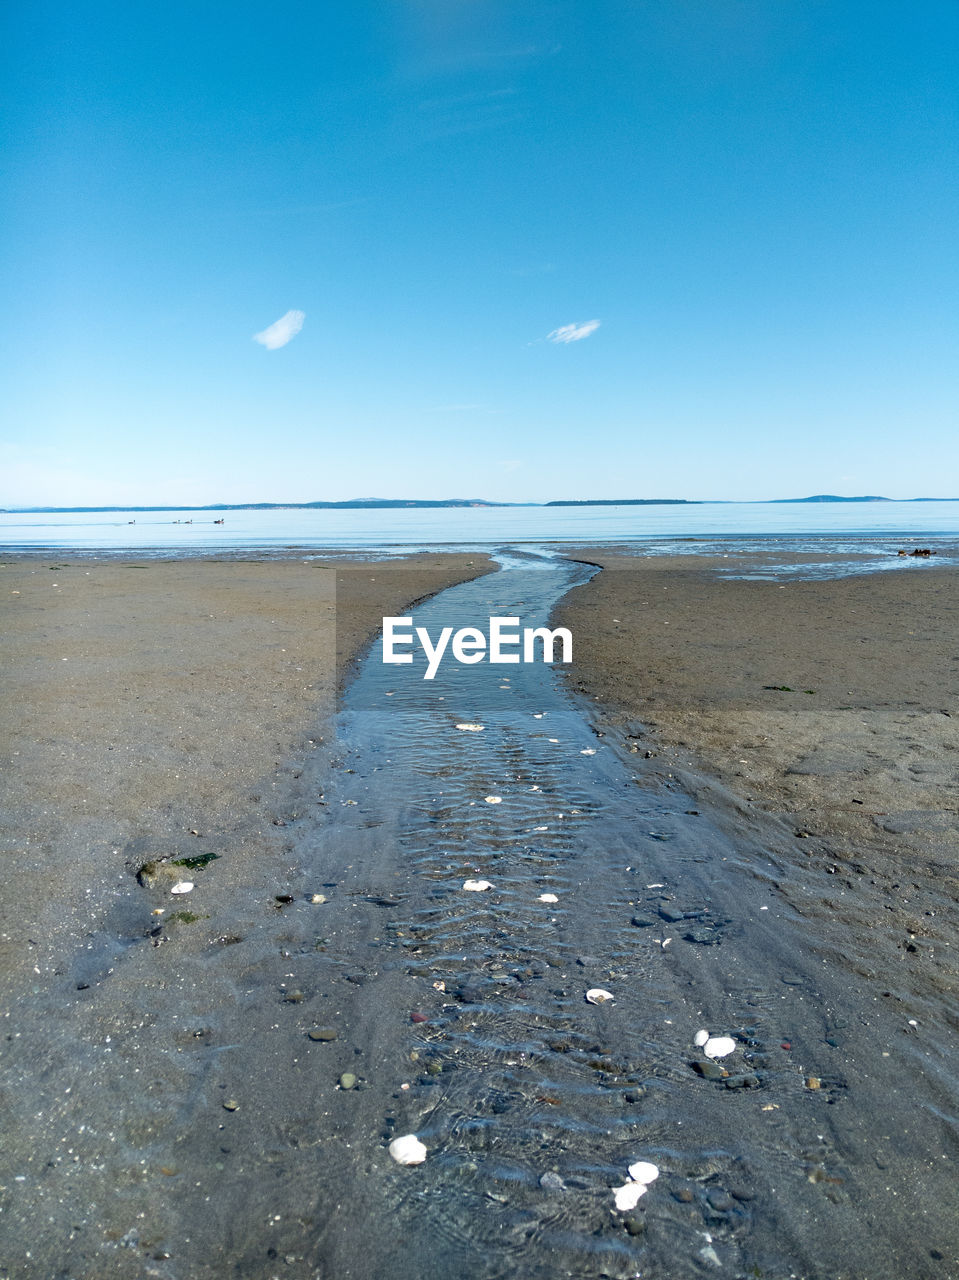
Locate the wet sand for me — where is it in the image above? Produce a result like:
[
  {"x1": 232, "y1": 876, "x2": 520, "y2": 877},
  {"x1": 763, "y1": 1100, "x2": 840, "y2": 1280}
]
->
[
  {"x1": 554, "y1": 552, "x2": 959, "y2": 948},
  {"x1": 0, "y1": 552, "x2": 491, "y2": 963}
]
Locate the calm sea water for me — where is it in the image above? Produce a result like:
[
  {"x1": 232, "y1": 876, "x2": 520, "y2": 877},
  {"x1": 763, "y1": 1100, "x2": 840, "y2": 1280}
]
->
[{"x1": 3, "y1": 500, "x2": 959, "y2": 554}]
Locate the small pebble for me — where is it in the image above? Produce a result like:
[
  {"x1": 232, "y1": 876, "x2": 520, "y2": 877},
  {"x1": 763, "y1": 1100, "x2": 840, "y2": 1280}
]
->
[
  {"x1": 339, "y1": 1072, "x2": 357, "y2": 1090},
  {"x1": 222, "y1": 1100, "x2": 239, "y2": 1111},
  {"x1": 307, "y1": 1028, "x2": 337, "y2": 1042},
  {"x1": 692, "y1": 1061, "x2": 726, "y2": 1080},
  {"x1": 724, "y1": 1073, "x2": 760, "y2": 1090},
  {"x1": 805, "y1": 1076, "x2": 822, "y2": 1090},
  {"x1": 539, "y1": 1171, "x2": 565, "y2": 1191},
  {"x1": 707, "y1": 1189, "x2": 735, "y2": 1212}
]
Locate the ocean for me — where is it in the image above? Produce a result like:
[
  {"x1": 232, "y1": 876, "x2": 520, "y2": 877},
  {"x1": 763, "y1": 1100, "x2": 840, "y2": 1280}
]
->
[{"x1": 3, "y1": 499, "x2": 959, "y2": 555}]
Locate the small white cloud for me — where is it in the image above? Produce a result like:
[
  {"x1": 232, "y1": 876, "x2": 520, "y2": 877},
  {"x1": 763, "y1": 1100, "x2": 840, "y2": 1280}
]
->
[
  {"x1": 547, "y1": 319, "x2": 600, "y2": 344},
  {"x1": 253, "y1": 309, "x2": 305, "y2": 350}
]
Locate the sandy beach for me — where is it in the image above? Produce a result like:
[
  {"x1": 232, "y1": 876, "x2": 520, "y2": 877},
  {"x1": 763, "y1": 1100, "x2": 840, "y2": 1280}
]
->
[{"x1": 1, "y1": 547, "x2": 957, "y2": 1279}]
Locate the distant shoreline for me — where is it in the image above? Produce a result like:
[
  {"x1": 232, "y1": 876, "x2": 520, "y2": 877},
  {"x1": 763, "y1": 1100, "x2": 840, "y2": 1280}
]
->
[{"x1": 4, "y1": 494, "x2": 958, "y2": 514}]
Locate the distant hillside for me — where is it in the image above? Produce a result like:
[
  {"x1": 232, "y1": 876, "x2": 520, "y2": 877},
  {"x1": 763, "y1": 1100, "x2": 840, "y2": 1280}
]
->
[
  {"x1": 544, "y1": 499, "x2": 696, "y2": 507},
  {"x1": 2, "y1": 498, "x2": 510, "y2": 513},
  {"x1": 771, "y1": 494, "x2": 891, "y2": 503}
]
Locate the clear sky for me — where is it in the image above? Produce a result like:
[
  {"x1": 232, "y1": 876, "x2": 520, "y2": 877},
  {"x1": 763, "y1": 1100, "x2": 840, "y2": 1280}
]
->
[{"x1": 2, "y1": 1, "x2": 957, "y2": 506}]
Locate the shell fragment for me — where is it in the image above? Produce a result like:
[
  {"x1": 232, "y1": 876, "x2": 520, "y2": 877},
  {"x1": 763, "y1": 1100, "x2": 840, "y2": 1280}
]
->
[
  {"x1": 694, "y1": 1029, "x2": 710, "y2": 1047},
  {"x1": 484, "y1": 796, "x2": 502, "y2": 804},
  {"x1": 585, "y1": 988, "x2": 614, "y2": 1005},
  {"x1": 463, "y1": 879, "x2": 493, "y2": 892},
  {"x1": 613, "y1": 1181, "x2": 647, "y2": 1211},
  {"x1": 703, "y1": 1035, "x2": 736, "y2": 1060},
  {"x1": 170, "y1": 881, "x2": 194, "y2": 895},
  {"x1": 456, "y1": 723, "x2": 484, "y2": 732},
  {"x1": 613, "y1": 1159, "x2": 660, "y2": 1211},
  {"x1": 389, "y1": 1134, "x2": 427, "y2": 1166},
  {"x1": 538, "y1": 893, "x2": 559, "y2": 903}
]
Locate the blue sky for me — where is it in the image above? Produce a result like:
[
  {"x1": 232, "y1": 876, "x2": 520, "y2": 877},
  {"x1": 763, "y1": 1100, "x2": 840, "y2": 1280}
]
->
[{"x1": 2, "y1": 1, "x2": 957, "y2": 505}]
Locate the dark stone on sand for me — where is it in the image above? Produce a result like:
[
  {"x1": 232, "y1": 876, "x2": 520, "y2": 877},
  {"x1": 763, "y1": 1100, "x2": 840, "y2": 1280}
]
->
[
  {"x1": 707, "y1": 1189, "x2": 735, "y2": 1212},
  {"x1": 631, "y1": 915, "x2": 656, "y2": 928},
  {"x1": 683, "y1": 927, "x2": 717, "y2": 944},
  {"x1": 674, "y1": 1188, "x2": 694, "y2": 1203},
  {"x1": 692, "y1": 1060, "x2": 726, "y2": 1080},
  {"x1": 576, "y1": 955, "x2": 600, "y2": 967},
  {"x1": 724, "y1": 1073, "x2": 760, "y2": 1090},
  {"x1": 623, "y1": 1088, "x2": 645, "y2": 1104},
  {"x1": 659, "y1": 905, "x2": 686, "y2": 923},
  {"x1": 623, "y1": 1213, "x2": 646, "y2": 1236}
]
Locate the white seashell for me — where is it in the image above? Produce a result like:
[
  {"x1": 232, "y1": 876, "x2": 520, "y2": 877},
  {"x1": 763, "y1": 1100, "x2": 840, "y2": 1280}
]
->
[
  {"x1": 538, "y1": 893, "x2": 558, "y2": 903},
  {"x1": 170, "y1": 881, "x2": 194, "y2": 895},
  {"x1": 703, "y1": 1035, "x2": 736, "y2": 1059},
  {"x1": 627, "y1": 1161, "x2": 660, "y2": 1186},
  {"x1": 389, "y1": 1134, "x2": 427, "y2": 1166},
  {"x1": 462, "y1": 879, "x2": 493, "y2": 892},
  {"x1": 311, "y1": 893, "x2": 327, "y2": 904},
  {"x1": 586, "y1": 988, "x2": 614, "y2": 1005},
  {"x1": 484, "y1": 795, "x2": 502, "y2": 804},
  {"x1": 694, "y1": 1029, "x2": 710, "y2": 1047},
  {"x1": 613, "y1": 1181, "x2": 647, "y2": 1211},
  {"x1": 581, "y1": 748, "x2": 596, "y2": 755},
  {"x1": 456, "y1": 723, "x2": 484, "y2": 732}
]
